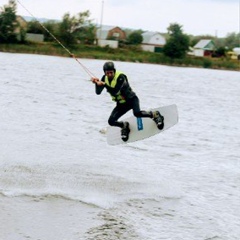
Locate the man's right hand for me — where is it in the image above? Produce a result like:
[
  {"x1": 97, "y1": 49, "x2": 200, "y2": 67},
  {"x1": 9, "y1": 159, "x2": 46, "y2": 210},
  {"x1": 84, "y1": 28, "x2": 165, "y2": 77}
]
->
[
  {"x1": 91, "y1": 77, "x2": 99, "y2": 83},
  {"x1": 91, "y1": 77, "x2": 105, "y2": 86}
]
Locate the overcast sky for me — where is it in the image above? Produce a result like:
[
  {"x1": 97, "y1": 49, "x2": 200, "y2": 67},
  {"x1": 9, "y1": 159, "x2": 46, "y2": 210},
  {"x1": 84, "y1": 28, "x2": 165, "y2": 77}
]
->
[{"x1": 1, "y1": 0, "x2": 239, "y2": 37}]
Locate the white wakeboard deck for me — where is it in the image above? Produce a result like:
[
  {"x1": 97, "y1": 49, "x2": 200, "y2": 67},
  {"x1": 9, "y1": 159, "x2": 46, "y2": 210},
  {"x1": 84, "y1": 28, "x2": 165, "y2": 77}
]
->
[{"x1": 107, "y1": 104, "x2": 178, "y2": 145}]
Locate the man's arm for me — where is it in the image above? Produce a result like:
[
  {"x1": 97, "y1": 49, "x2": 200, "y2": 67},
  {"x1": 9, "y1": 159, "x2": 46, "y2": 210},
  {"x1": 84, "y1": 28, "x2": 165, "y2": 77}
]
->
[{"x1": 91, "y1": 76, "x2": 105, "y2": 95}]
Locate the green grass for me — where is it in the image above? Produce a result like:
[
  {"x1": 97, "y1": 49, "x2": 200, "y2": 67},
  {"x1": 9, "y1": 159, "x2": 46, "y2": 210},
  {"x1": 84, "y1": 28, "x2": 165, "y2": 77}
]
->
[{"x1": 1, "y1": 42, "x2": 239, "y2": 71}]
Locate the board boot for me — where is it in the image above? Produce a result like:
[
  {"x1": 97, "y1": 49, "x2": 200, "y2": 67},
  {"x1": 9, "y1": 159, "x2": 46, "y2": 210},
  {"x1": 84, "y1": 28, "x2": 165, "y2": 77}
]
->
[
  {"x1": 121, "y1": 122, "x2": 130, "y2": 142},
  {"x1": 152, "y1": 111, "x2": 164, "y2": 130}
]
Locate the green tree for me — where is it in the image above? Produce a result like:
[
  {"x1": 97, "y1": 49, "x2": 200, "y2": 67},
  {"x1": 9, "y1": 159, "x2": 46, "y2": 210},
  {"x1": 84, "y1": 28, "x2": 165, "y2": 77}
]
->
[
  {"x1": 0, "y1": 0, "x2": 18, "y2": 43},
  {"x1": 212, "y1": 46, "x2": 226, "y2": 58},
  {"x1": 127, "y1": 30, "x2": 143, "y2": 45},
  {"x1": 57, "y1": 10, "x2": 93, "y2": 45},
  {"x1": 42, "y1": 20, "x2": 60, "y2": 42},
  {"x1": 27, "y1": 20, "x2": 45, "y2": 34},
  {"x1": 163, "y1": 23, "x2": 190, "y2": 59},
  {"x1": 75, "y1": 24, "x2": 95, "y2": 44},
  {"x1": 57, "y1": 13, "x2": 75, "y2": 45},
  {"x1": 224, "y1": 32, "x2": 240, "y2": 49}
]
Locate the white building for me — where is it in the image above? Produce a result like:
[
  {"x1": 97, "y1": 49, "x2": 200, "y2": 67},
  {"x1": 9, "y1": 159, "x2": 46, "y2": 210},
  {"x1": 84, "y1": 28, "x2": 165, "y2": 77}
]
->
[
  {"x1": 193, "y1": 39, "x2": 215, "y2": 57},
  {"x1": 141, "y1": 31, "x2": 166, "y2": 52}
]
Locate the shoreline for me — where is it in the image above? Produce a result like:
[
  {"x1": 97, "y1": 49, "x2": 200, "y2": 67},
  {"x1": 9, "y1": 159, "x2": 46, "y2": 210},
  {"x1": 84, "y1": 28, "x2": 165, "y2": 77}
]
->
[{"x1": 1, "y1": 43, "x2": 239, "y2": 72}]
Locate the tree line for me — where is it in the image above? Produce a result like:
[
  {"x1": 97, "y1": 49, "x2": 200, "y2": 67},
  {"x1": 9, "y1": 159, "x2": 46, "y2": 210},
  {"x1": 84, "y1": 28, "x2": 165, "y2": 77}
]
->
[{"x1": 1, "y1": 0, "x2": 239, "y2": 59}]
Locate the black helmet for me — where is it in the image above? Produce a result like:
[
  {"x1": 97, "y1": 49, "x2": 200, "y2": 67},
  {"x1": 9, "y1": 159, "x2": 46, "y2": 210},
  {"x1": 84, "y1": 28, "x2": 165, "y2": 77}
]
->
[{"x1": 103, "y1": 61, "x2": 115, "y2": 72}]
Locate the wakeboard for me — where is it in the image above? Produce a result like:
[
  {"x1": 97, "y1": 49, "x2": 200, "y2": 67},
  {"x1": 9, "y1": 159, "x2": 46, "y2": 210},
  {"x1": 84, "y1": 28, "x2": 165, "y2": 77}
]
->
[{"x1": 107, "y1": 104, "x2": 178, "y2": 145}]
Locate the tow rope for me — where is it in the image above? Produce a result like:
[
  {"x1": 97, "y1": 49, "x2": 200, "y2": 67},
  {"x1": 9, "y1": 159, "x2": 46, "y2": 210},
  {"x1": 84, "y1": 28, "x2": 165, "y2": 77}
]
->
[{"x1": 16, "y1": 0, "x2": 96, "y2": 78}]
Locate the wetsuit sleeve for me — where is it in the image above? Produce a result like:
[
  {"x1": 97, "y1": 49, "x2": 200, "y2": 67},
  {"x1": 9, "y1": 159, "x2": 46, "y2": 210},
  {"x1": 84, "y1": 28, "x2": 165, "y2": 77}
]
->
[
  {"x1": 104, "y1": 74, "x2": 126, "y2": 96},
  {"x1": 95, "y1": 75, "x2": 105, "y2": 95}
]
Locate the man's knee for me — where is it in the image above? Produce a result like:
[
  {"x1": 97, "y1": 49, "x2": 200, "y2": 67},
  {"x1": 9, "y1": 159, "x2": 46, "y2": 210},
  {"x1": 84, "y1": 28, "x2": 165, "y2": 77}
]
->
[
  {"x1": 134, "y1": 111, "x2": 141, "y2": 118},
  {"x1": 108, "y1": 117, "x2": 115, "y2": 126}
]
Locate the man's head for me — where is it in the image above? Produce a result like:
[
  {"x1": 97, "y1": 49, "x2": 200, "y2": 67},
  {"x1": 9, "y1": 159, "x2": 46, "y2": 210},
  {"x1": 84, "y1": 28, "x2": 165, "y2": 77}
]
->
[{"x1": 103, "y1": 61, "x2": 116, "y2": 80}]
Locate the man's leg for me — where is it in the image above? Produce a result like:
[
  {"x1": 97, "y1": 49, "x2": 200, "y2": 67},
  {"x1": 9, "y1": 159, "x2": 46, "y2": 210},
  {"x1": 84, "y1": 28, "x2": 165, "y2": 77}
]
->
[
  {"x1": 108, "y1": 104, "x2": 131, "y2": 128},
  {"x1": 131, "y1": 96, "x2": 164, "y2": 130},
  {"x1": 108, "y1": 104, "x2": 131, "y2": 141},
  {"x1": 131, "y1": 96, "x2": 152, "y2": 118}
]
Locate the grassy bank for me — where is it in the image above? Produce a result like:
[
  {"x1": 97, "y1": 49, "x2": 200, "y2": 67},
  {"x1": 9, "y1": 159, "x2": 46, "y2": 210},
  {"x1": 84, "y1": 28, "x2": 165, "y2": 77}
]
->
[{"x1": 1, "y1": 42, "x2": 239, "y2": 71}]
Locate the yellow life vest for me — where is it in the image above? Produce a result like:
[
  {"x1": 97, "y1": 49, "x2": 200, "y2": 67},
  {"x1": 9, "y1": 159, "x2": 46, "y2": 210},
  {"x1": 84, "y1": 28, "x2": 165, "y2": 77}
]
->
[{"x1": 105, "y1": 71, "x2": 126, "y2": 103}]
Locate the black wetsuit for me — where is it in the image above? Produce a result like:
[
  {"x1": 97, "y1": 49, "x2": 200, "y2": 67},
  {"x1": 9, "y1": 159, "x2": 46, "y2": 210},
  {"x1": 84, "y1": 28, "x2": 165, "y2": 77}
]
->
[{"x1": 95, "y1": 73, "x2": 152, "y2": 128}]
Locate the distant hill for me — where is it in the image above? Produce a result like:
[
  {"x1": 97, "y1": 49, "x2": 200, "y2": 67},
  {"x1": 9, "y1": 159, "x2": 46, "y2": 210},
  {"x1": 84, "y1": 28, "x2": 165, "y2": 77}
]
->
[{"x1": 21, "y1": 16, "x2": 60, "y2": 23}]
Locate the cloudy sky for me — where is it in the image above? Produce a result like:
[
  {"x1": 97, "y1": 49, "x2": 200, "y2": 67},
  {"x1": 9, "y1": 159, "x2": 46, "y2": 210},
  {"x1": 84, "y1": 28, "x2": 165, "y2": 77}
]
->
[{"x1": 1, "y1": 0, "x2": 239, "y2": 37}]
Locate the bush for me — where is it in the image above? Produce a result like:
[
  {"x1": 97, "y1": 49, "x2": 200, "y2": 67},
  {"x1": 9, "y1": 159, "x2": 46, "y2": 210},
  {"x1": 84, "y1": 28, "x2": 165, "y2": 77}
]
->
[{"x1": 203, "y1": 59, "x2": 212, "y2": 68}]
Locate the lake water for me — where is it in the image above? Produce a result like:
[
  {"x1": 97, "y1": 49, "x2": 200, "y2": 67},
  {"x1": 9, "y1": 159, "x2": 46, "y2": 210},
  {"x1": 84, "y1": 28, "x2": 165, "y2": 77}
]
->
[{"x1": 0, "y1": 52, "x2": 240, "y2": 240}]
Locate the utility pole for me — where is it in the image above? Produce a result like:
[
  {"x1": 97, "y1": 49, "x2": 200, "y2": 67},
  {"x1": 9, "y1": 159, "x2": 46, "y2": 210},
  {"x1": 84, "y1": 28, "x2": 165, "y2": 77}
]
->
[{"x1": 99, "y1": 0, "x2": 104, "y2": 40}]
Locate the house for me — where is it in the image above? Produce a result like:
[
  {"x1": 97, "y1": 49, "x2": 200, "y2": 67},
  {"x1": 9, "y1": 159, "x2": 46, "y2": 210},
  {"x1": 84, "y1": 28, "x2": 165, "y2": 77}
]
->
[
  {"x1": 193, "y1": 39, "x2": 215, "y2": 57},
  {"x1": 96, "y1": 25, "x2": 126, "y2": 49},
  {"x1": 16, "y1": 16, "x2": 28, "y2": 30},
  {"x1": 141, "y1": 31, "x2": 166, "y2": 52},
  {"x1": 16, "y1": 16, "x2": 44, "y2": 42},
  {"x1": 15, "y1": 16, "x2": 27, "y2": 38},
  {"x1": 96, "y1": 25, "x2": 126, "y2": 40}
]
